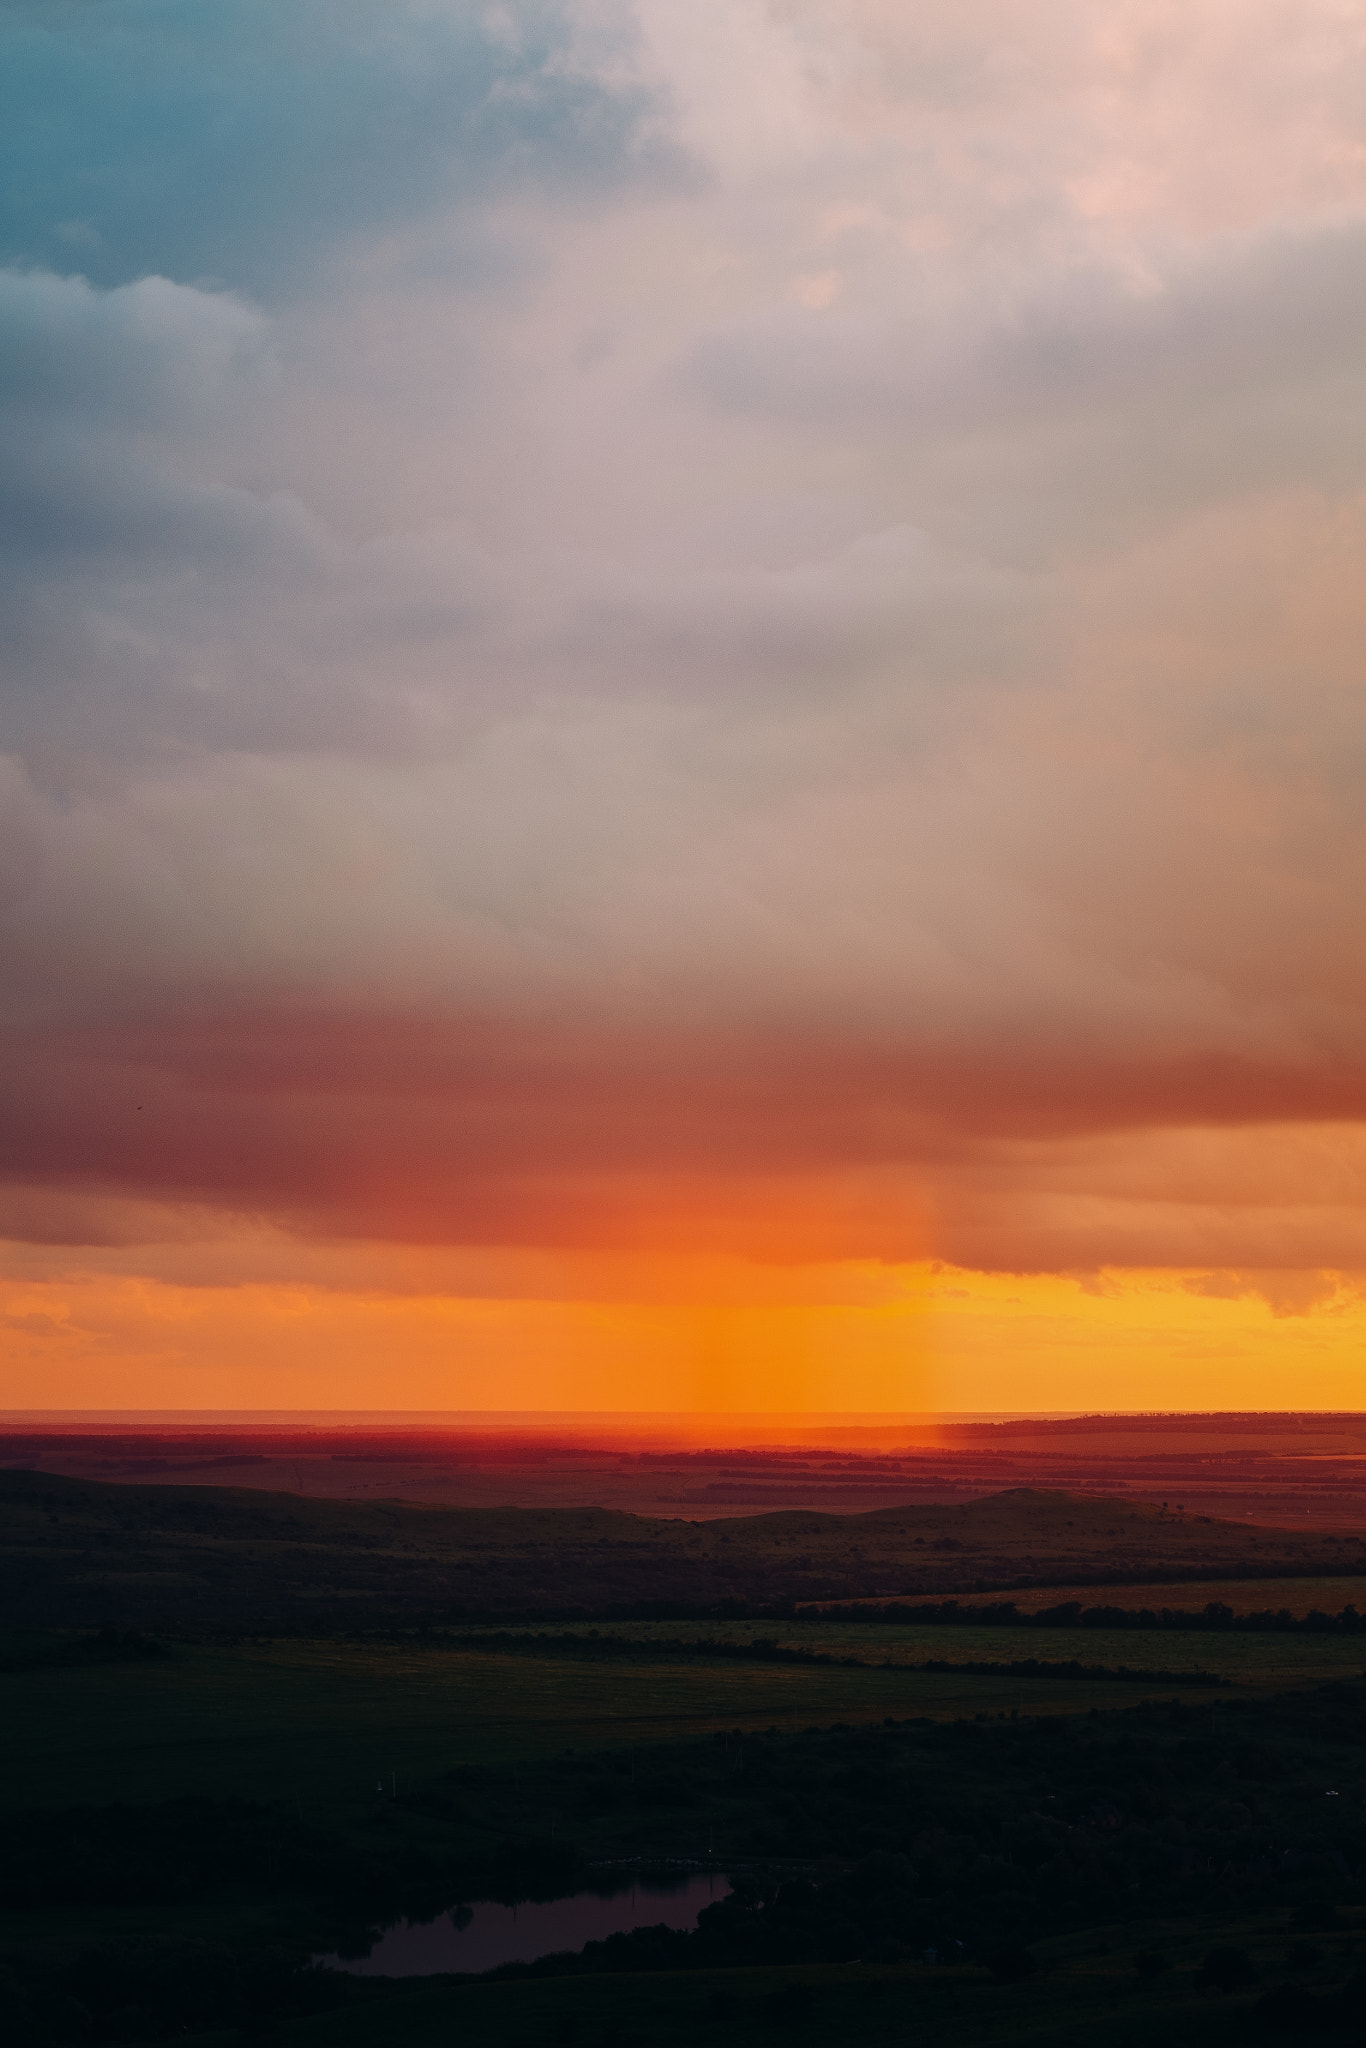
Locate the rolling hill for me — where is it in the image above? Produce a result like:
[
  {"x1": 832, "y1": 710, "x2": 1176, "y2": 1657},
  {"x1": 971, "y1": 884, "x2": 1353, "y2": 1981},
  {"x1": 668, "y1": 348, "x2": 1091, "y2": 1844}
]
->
[{"x1": 4, "y1": 1470, "x2": 1363, "y2": 1627}]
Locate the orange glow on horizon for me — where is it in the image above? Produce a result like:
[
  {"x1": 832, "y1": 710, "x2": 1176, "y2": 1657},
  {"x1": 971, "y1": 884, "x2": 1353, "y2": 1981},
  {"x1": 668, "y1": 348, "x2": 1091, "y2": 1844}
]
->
[{"x1": 4, "y1": 1254, "x2": 1366, "y2": 1414}]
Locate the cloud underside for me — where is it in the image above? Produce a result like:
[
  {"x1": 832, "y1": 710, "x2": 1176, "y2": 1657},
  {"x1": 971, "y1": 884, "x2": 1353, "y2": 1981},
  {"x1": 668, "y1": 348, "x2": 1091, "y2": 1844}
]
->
[
  {"x1": 3, "y1": 1010, "x2": 1366, "y2": 1272},
  {"x1": 3, "y1": 3, "x2": 1366, "y2": 1305}
]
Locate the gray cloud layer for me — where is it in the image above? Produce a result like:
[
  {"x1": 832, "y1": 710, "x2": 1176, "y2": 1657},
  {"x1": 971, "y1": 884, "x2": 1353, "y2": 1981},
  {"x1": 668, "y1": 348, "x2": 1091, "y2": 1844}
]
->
[
  {"x1": 2, "y1": 1, "x2": 1366, "y2": 1274},
  {"x1": 0, "y1": 0, "x2": 674, "y2": 295}
]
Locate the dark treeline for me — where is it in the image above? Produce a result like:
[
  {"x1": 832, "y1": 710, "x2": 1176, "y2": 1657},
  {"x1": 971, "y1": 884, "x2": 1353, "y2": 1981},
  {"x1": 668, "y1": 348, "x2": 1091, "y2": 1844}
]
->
[
  {"x1": 431, "y1": 1593, "x2": 1366, "y2": 1630},
  {"x1": 453, "y1": 1630, "x2": 1227, "y2": 1686},
  {"x1": 811, "y1": 1599, "x2": 1366, "y2": 1634}
]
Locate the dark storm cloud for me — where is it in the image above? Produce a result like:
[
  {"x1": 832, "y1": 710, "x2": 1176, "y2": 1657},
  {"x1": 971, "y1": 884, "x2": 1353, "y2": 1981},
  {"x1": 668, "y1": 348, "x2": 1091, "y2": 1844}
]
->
[{"x1": 0, "y1": 0, "x2": 678, "y2": 298}]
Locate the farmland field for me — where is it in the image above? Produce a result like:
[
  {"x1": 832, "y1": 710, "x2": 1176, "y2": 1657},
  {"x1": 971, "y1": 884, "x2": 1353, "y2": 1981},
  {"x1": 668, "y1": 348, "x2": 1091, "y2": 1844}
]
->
[
  {"x1": 462, "y1": 1613, "x2": 1366, "y2": 1691},
  {"x1": 0, "y1": 1634, "x2": 1205, "y2": 1814},
  {"x1": 9, "y1": 1614, "x2": 1366, "y2": 1819}
]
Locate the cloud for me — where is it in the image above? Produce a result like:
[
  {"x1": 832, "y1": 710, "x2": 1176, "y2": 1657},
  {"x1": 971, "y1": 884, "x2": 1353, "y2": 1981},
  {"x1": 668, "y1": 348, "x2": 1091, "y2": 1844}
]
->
[
  {"x1": 1181, "y1": 1269, "x2": 1353, "y2": 1319},
  {"x1": 0, "y1": 0, "x2": 676, "y2": 298},
  {"x1": 2, "y1": 1, "x2": 1366, "y2": 1318},
  {"x1": 680, "y1": 219, "x2": 1366, "y2": 556},
  {"x1": 0, "y1": 267, "x2": 268, "y2": 426}
]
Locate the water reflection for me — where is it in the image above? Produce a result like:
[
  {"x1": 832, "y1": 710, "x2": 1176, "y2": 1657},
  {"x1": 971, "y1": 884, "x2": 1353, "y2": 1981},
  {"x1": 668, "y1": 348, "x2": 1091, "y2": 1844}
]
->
[{"x1": 321, "y1": 1870, "x2": 730, "y2": 1977}]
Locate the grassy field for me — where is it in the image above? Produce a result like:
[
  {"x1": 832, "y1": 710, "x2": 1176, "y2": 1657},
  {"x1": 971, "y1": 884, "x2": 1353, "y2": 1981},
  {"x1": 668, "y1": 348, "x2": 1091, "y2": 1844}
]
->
[
  {"x1": 9, "y1": 1617, "x2": 1366, "y2": 1820},
  {"x1": 0, "y1": 1634, "x2": 1206, "y2": 1814},
  {"x1": 466, "y1": 1614, "x2": 1366, "y2": 1688}
]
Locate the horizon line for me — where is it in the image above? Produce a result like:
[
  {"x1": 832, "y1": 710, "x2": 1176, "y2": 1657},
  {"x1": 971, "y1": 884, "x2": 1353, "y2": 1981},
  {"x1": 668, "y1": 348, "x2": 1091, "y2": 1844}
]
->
[{"x1": 3, "y1": 1407, "x2": 1362, "y2": 1425}]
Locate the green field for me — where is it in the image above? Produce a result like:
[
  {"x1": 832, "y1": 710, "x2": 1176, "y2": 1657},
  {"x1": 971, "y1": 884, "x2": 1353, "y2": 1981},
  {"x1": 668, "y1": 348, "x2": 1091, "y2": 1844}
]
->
[
  {"x1": 465, "y1": 1614, "x2": 1366, "y2": 1689},
  {"x1": 12, "y1": 1617, "x2": 1366, "y2": 1821},
  {"x1": 0, "y1": 1635, "x2": 1189, "y2": 1815}
]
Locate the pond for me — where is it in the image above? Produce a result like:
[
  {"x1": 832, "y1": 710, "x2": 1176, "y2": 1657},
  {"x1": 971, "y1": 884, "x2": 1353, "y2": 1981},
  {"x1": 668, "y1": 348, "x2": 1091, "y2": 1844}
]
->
[{"x1": 320, "y1": 1869, "x2": 731, "y2": 1977}]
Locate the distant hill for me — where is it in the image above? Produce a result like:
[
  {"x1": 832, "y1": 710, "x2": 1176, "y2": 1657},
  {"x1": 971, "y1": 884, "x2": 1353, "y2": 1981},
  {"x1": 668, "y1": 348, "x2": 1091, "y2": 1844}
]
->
[
  {"x1": 2, "y1": 1470, "x2": 1362, "y2": 1629},
  {"x1": 10, "y1": 1413, "x2": 1366, "y2": 1525}
]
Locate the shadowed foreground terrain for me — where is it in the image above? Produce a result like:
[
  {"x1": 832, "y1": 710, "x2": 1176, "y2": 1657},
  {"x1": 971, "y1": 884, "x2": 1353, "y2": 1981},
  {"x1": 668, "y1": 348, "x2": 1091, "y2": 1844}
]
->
[
  {"x1": 8, "y1": 1667, "x2": 1366, "y2": 2047},
  {"x1": 4, "y1": 1469, "x2": 1364, "y2": 1629},
  {"x1": 9, "y1": 1470, "x2": 1366, "y2": 2047}
]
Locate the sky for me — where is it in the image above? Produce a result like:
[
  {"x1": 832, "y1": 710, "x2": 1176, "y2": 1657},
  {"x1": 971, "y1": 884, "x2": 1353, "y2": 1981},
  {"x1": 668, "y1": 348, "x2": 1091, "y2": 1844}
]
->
[{"x1": 4, "y1": 0, "x2": 1366, "y2": 1414}]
